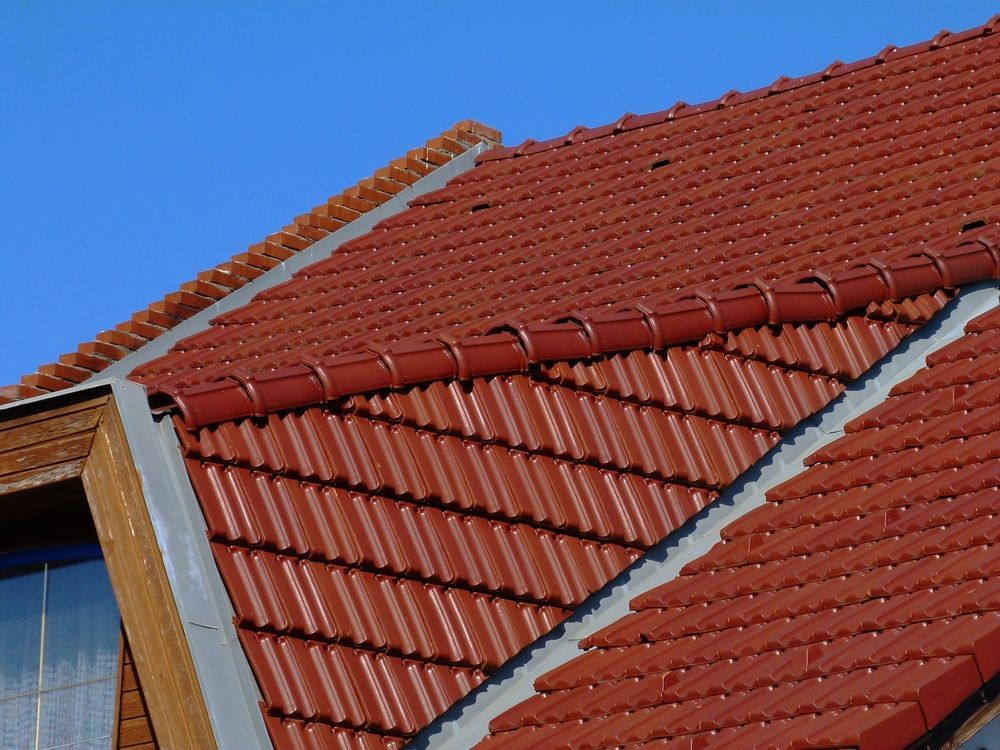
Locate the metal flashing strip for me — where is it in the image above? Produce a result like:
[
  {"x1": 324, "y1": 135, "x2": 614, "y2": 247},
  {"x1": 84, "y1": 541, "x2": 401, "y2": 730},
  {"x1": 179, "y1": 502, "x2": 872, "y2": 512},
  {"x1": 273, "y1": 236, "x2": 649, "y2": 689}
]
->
[
  {"x1": 93, "y1": 142, "x2": 489, "y2": 382},
  {"x1": 112, "y1": 379, "x2": 273, "y2": 750},
  {"x1": 411, "y1": 281, "x2": 1000, "y2": 750}
]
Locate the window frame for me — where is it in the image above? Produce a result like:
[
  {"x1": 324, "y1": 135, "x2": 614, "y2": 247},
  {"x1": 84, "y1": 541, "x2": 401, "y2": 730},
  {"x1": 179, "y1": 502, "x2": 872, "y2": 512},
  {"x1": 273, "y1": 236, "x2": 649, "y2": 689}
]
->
[{"x1": 0, "y1": 386, "x2": 216, "y2": 749}]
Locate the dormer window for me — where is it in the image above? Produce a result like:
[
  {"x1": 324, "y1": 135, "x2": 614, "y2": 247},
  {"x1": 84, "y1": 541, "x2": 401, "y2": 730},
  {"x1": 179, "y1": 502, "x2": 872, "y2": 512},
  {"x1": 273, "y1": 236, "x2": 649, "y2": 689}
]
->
[{"x1": 0, "y1": 546, "x2": 119, "y2": 750}]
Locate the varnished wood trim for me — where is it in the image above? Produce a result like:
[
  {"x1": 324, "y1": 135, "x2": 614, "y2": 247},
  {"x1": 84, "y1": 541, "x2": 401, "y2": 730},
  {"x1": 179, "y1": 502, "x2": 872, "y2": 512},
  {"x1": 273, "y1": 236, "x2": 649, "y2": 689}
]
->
[
  {"x1": 0, "y1": 459, "x2": 86, "y2": 496},
  {"x1": 0, "y1": 402, "x2": 103, "y2": 454},
  {"x1": 119, "y1": 717, "x2": 158, "y2": 749},
  {"x1": 0, "y1": 394, "x2": 107, "y2": 434},
  {"x1": 120, "y1": 689, "x2": 150, "y2": 722},
  {"x1": 83, "y1": 397, "x2": 216, "y2": 749},
  {"x1": 0, "y1": 431, "x2": 95, "y2": 477},
  {"x1": 0, "y1": 387, "x2": 217, "y2": 749}
]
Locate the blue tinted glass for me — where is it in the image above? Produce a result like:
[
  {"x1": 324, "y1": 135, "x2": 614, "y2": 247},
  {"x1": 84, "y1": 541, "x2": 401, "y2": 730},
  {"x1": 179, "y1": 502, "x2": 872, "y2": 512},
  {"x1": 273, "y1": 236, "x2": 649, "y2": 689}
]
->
[
  {"x1": 0, "y1": 554, "x2": 119, "y2": 750},
  {"x1": 0, "y1": 566, "x2": 44, "y2": 697},
  {"x1": 38, "y1": 682, "x2": 115, "y2": 750},
  {"x1": 0, "y1": 695, "x2": 37, "y2": 748},
  {"x1": 42, "y1": 559, "x2": 118, "y2": 690}
]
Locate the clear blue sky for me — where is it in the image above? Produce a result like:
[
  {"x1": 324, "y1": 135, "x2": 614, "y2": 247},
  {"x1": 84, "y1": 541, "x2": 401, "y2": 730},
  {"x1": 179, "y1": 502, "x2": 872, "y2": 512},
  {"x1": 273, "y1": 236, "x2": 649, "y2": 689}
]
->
[{"x1": 2, "y1": 1, "x2": 997, "y2": 387}]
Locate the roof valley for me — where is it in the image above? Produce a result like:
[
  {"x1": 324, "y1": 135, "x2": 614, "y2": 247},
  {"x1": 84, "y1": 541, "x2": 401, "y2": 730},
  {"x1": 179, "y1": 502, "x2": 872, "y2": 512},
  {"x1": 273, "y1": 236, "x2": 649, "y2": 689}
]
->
[{"x1": 408, "y1": 281, "x2": 1000, "y2": 750}]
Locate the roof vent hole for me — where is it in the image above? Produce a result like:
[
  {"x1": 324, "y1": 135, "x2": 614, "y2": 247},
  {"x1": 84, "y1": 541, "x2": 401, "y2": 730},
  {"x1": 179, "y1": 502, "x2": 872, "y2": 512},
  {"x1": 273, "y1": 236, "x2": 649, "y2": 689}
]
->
[
  {"x1": 471, "y1": 202, "x2": 491, "y2": 213},
  {"x1": 960, "y1": 219, "x2": 987, "y2": 233},
  {"x1": 649, "y1": 158, "x2": 672, "y2": 171}
]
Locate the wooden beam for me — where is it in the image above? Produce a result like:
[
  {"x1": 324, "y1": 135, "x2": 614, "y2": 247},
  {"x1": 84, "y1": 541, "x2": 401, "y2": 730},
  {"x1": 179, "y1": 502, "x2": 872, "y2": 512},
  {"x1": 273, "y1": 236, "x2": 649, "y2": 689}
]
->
[
  {"x1": 0, "y1": 394, "x2": 107, "y2": 435},
  {"x1": 114, "y1": 628, "x2": 159, "y2": 750},
  {"x1": 82, "y1": 397, "x2": 217, "y2": 750},
  {"x1": 0, "y1": 396, "x2": 105, "y2": 451},
  {"x1": 0, "y1": 459, "x2": 86, "y2": 497},
  {"x1": 0, "y1": 394, "x2": 107, "y2": 495},
  {"x1": 0, "y1": 432, "x2": 95, "y2": 477},
  {"x1": 112, "y1": 631, "x2": 125, "y2": 750}
]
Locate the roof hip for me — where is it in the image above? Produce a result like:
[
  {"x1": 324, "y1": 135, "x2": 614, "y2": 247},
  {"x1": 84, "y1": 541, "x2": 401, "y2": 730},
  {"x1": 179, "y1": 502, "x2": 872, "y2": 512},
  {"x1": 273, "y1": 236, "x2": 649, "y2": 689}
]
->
[{"x1": 152, "y1": 228, "x2": 1000, "y2": 430}]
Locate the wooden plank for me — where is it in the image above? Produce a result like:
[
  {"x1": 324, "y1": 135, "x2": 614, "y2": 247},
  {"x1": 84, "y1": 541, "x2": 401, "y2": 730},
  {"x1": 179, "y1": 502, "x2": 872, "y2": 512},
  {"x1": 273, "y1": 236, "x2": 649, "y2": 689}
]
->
[
  {"x1": 83, "y1": 400, "x2": 215, "y2": 750},
  {"x1": 941, "y1": 692, "x2": 1000, "y2": 748},
  {"x1": 117, "y1": 716, "x2": 155, "y2": 748},
  {"x1": 0, "y1": 432, "x2": 95, "y2": 477},
  {"x1": 119, "y1": 689, "x2": 148, "y2": 721},
  {"x1": 0, "y1": 394, "x2": 107, "y2": 434},
  {"x1": 0, "y1": 459, "x2": 85, "y2": 497},
  {"x1": 0, "y1": 404, "x2": 104, "y2": 452},
  {"x1": 121, "y1": 664, "x2": 138, "y2": 693}
]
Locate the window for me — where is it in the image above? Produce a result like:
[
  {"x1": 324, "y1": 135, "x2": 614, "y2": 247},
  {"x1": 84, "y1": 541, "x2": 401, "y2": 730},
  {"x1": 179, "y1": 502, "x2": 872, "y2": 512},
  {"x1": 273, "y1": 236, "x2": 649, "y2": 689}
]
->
[{"x1": 0, "y1": 546, "x2": 119, "y2": 750}]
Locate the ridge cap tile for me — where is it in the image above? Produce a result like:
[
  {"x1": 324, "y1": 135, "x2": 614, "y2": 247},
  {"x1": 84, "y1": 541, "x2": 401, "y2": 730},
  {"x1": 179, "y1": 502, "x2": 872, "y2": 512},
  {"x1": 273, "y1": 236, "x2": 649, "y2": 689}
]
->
[{"x1": 157, "y1": 229, "x2": 999, "y2": 430}]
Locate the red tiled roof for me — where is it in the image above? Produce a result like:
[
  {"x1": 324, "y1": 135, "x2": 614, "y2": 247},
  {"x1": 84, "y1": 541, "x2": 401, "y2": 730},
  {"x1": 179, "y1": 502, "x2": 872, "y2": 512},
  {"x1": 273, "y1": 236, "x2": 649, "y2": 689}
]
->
[
  {"x1": 176, "y1": 309, "x2": 920, "y2": 746},
  {"x1": 479, "y1": 300, "x2": 1000, "y2": 750},
  {"x1": 130, "y1": 16, "x2": 1000, "y2": 748},
  {"x1": 0, "y1": 120, "x2": 501, "y2": 404},
  {"x1": 133, "y1": 16, "x2": 1000, "y2": 750},
  {"x1": 130, "y1": 17, "x2": 999, "y2": 397},
  {"x1": 154, "y1": 233, "x2": 996, "y2": 429}
]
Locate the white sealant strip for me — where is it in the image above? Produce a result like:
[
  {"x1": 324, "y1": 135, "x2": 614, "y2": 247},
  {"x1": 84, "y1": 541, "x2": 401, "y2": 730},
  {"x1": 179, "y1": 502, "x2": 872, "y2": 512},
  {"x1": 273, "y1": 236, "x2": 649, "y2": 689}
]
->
[{"x1": 411, "y1": 282, "x2": 1000, "y2": 750}]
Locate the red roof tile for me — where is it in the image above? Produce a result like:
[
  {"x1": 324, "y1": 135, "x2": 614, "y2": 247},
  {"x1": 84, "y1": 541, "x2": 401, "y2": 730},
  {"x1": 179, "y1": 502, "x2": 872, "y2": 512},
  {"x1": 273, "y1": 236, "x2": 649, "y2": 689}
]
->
[
  {"x1": 129, "y1": 17, "x2": 1000, "y2": 748},
  {"x1": 480, "y1": 301, "x2": 1000, "y2": 750},
  {"x1": 130, "y1": 23, "x2": 1000, "y2": 399},
  {"x1": 0, "y1": 120, "x2": 501, "y2": 405},
  {"x1": 0, "y1": 12, "x2": 990, "y2": 748},
  {"x1": 174, "y1": 305, "x2": 927, "y2": 745}
]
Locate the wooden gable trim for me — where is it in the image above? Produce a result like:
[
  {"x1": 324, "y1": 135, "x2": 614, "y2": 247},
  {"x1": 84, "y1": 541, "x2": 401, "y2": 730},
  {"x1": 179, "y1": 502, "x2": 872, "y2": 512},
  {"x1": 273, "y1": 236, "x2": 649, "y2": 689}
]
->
[{"x1": 0, "y1": 385, "x2": 216, "y2": 750}]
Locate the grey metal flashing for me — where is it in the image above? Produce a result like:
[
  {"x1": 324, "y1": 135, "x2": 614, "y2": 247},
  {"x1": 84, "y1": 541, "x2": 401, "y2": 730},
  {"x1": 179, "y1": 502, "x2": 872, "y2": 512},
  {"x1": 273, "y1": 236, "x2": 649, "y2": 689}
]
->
[
  {"x1": 92, "y1": 141, "x2": 489, "y2": 381},
  {"x1": 111, "y1": 378, "x2": 273, "y2": 750},
  {"x1": 411, "y1": 282, "x2": 1000, "y2": 750}
]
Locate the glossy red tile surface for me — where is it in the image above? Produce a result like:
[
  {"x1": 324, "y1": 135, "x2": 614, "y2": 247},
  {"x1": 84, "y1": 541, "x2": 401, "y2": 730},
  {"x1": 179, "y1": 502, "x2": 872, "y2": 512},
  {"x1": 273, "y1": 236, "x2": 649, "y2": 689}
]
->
[
  {"x1": 133, "y1": 27, "x2": 999, "y2": 396},
  {"x1": 3, "y1": 121, "x2": 502, "y2": 402},
  {"x1": 175, "y1": 308, "x2": 913, "y2": 745},
  {"x1": 144, "y1": 20, "x2": 1000, "y2": 749},
  {"x1": 240, "y1": 631, "x2": 484, "y2": 734},
  {"x1": 263, "y1": 716, "x2": 405, "y2": 750},
  {"x1": 483, "y1": 303, "x2": 1000, "y2": 749}
]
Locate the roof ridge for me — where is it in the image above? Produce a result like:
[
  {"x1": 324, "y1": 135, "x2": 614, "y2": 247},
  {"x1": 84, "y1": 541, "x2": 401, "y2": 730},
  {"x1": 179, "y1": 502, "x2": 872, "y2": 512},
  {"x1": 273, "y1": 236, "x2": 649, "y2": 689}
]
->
[
  {"x1": 0, "y1": 120, "x2": 502, "y2": 405},
  {"x1": 151, "y1": 227, "x2": 1000, "y2": 430},
  {"x1": 478, "y1": 14, "x2": 1000, "y2": 164}
]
